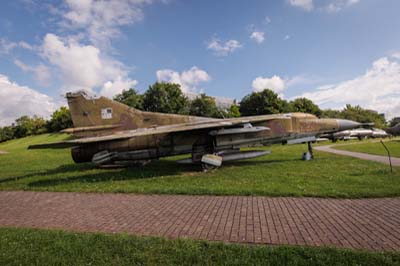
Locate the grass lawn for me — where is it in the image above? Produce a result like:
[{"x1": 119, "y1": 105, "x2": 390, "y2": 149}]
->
[
  {"x1": 0, "y1": 134, "x2": 399, "y2": 198},
  {"x1": 0, "y1": 228, "x2": 399, "y2": 266},
  {"x1": 334, "y1": 140, "x2": 400, "y2": 158}
]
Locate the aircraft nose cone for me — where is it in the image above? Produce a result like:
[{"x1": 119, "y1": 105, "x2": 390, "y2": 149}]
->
[{"x1": 336, "y1": 119, "x2": 361, "y2": 131}]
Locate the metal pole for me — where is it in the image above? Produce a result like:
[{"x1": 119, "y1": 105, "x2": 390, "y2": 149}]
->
[{"x1": 380, "y1": 140, "x2": 393, "y2": 173}]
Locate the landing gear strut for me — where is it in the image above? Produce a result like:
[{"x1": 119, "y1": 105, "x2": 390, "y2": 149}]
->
[
  {"x1": 302, "y1": 142, "x2": 314, "y2": 161},
  {"x1": 308, "y1": 142, "x2": 314, "y2": 159}
]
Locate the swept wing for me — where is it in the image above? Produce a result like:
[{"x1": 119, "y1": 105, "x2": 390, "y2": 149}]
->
[{"x1": 28, "y1": 114, "x2": 286, "y2": 149}]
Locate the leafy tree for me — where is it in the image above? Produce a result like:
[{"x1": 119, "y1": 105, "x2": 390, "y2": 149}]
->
[
  {"x1": 113, "y1": 89, "x2": 143, "y2": 109},
  {"x1": 320, "y1": 109, "x2": 342, "y2": 119},
  {"x1": 288, "y1": 97, "x2": 322, "y2": 117},
  {"x1": 13, "y1": 115, "x2": 47, "y2": 138},
  {"x1": 189, "y1": 94, "x2": 223, "y2": 118},
  {"x1": 321, "y1": 105, "x2": 386, "y2": 128},
  {"x1": 47, "y1": 107, "x2": 73, "y2": 132},
  {"x1": 340, "y1": 105, "x2": 386, "y2": 128},
  {"x1": 226, "y1": 101, "x2": 241, "y2": 118},
  {"x1": 239, "y1": 89, "x2": 288, "y2": 116},
  {"x1": 143, "y1": 82, "x2": 189, "y2": 114},
  {"x1": 0, "y1": 126, "x2": 15, "y2": 142}
]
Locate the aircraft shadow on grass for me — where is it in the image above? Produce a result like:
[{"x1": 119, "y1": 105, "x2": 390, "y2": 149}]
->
[
  {"x1": 25, "y1": 158, "x2": 301, "y2": 188},
  {"x1": 26, "y1": 160, "x2": 197, "y2": 187}
]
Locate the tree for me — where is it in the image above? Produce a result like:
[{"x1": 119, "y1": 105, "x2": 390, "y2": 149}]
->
[
  {"x1": 13, "y1": 115, "x2": 47, "y2": 138},
  {"x1": 239, "y1": 89, "x2": 288, "y2": 116},
  {"x1": 189, "y1": 94, "x2": 223, "y2": 118},
  {"x1": 321, "y1": 105, "x2": 386, "y2": 128},
  {"x1": 113, "y1": 88, "x2": 143, "y2": 109},
  {"x1": 288, "y1": 97, "x2": 322, "y2": 117},
  {"x1": 226, "y1": 101, "x2": 241, "y2": 118},
  {"x1": 321, "y1": 109, "x2": 341, "y2": 119},
  {"x1": 340, "y1": 104, "x2": 386, "y2": 128},
  {"x1": 143, "y1": 82, "x2": 189, "y2": 114},
  {"x1": 47, "y1": 107, "x2": 73, "y2": 132},
  {"x1": 0, "y1": 126, "x2": 15, "y2": 142}
]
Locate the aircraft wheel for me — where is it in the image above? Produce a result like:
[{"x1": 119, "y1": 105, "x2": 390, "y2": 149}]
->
[{"x1": 202, "y1": 163, "x2": 218, "y2": 172}]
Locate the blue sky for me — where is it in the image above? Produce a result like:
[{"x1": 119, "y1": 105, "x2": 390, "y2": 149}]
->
[{"x1": 1, "y1": 0, "x2": 400, "y2": 125}]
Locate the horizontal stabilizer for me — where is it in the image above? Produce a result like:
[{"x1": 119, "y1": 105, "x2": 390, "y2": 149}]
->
[
  {"x1": 28, "y1": 141, "x2": 78, "y2": 149},
  {"x1": 61, "y1": 124, "x2": 121, "y2": 134}
]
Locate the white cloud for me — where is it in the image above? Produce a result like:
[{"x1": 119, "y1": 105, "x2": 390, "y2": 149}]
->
[
  {"x1": 14, "y1": 59, "x2": 51, "y2": 86},
  {"x1": 286, "y1": 74, "x2": 323, "y2": 88},
  {"x1": 252, "y1": 75, "x2": 286, "y2": 93},
  {"x1": 18, "y1": 41, "x2": 34, "y2": 50},
  {"x1": 100, "y1": 76, "x2": 138, "y2": 98},
  {"x1": 3, "y1": 0, "x2": 153, "y2": 100},
  {"x1": 156, "y1": 66, "x2": 211, "y2": 93},
  {"x1": 250, "y1": 31, "x2": 265, "y2": 44},
  {"x1": 40, "y1": 33, "x2": 136, "y2": 97},
  {"x1": 0, "y1": 74, "x2": 56, "y2": 126},
  {"x1": 284, "y1": 35, "x2": 291, "y2": 41},
  {"x1": 0, "y1": 39, "x2": 35, "y2": 55},
  {"x1": 62, "y1": 0, "x2": 153, "y2": 47},
  {"x1": 392, "y1": 52, "x2": 400, "y2": 60},
  {"x1": 346, "y1": 0, "x2": 360, "y2": 6},
  {"x1": 0, "y1": 38, "x2": 17, "y2": 54},
  {"x1": 324, "y1": 0, "x2": 361, "y2": 12},
  {"x1": 41, "y1": 33, "x2": 102, "y2": 89},
  {"x1": 33, "y1": 0, "x2": 152, "y2": 97},
  {"x1": 288, "y1": 0, "x2": 314, "y2": 11},
  {"x1": 300, "y1": 57, "x2": 400, "y2": 119},
  {"x1": 207, "y1": 38, "x2": 242, "y2": 56},
  {"x1": 289, "y1": 0, "x2": 360, "y2": 12}
]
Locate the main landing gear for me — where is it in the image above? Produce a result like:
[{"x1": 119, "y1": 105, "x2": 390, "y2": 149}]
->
[{"x1": 302, "y1": 142, "x2": 314, "y2": 161}]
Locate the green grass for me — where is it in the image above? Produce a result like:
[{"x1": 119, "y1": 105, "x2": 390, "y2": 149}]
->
[
  {"x1": 0, "y1": 228, "x2": 399, "y2": 266},
  {"x1": 0, "y1": 134, "x2": 399, "y2": 198},
  {"x1": 334, "y1": 140, "x2": 400, "y2": 158}
]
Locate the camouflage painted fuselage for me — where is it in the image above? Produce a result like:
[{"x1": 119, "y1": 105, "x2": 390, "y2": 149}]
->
[
  {"x1": 61, "y1": 92, "x2": 342, "y2": 164},
  {"x1": 29, "y1": 91, "x2": 361, "y2": 167}
]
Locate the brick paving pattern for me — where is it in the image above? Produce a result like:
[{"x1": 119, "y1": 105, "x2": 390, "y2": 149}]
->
[{"x1": 0, "y1": 191, "x2": 399, "y2": 251}]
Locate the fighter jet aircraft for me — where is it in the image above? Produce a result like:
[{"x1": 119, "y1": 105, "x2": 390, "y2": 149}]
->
[
  {"x1": 29, "y1": 91, "x2": 363, "y2": 170},
  {"x1": 386, "y1": 123, "x2": 400, "y2": 136}
]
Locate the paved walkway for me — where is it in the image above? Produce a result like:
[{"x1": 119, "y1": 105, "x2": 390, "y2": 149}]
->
[
  {"x1": 1, "y1": 191, "x2": 399, "y2": 251},
  {"x1": 315, "y1": 145, "x2": 400, "y2": 166}
]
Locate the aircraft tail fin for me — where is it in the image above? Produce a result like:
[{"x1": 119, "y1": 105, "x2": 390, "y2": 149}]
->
[
  {"x1": 66, "y1": 91, "x2": 141, "y2": 136},
  {"x1": 65, "y1": 90, "x2": 203, "y2": 137}
]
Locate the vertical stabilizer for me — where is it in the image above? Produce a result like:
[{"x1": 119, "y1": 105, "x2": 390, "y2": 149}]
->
[
  {"x1": 65, "y1": 91, "x2": 208, "y2": 137},
  {"x1": 66, "y1": 91, "x2": 140, "y2": 129}
]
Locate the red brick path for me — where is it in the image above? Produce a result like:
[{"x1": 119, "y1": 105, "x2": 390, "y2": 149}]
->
[{"x1": 0, "y1": 191, "x2": 399, "y2": 251}]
